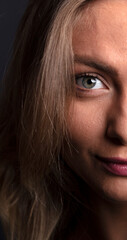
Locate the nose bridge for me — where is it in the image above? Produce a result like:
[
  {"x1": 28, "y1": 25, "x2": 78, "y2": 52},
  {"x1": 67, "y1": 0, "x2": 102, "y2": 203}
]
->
[{"x1": 106, "y1": 90, "x2": 127, "y2": 144}]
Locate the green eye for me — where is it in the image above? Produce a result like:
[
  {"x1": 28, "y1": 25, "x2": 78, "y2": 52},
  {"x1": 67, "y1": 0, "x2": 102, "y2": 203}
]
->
[
  {"x1": 75, "y1": 74, "x2": 105, "y2": 90},
  {"x1": 82, "y1": 77, "x2": 96, "y2": 89}
]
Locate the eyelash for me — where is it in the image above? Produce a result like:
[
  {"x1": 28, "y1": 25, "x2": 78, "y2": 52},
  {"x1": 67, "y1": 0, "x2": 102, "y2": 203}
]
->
[{"x1": 75, "y1": 72, "x2": 107, "y2": 91}]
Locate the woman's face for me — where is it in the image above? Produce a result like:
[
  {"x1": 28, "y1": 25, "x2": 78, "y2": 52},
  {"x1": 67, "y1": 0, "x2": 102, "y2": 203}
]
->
[{"x1": 66, "y1": 0, "x2": 127, "y2": 202}]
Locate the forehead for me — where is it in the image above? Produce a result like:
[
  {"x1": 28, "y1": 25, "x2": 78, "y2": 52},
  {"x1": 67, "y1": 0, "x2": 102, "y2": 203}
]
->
[{"x1": 72, "y1": 0, "x2": 127, "y2": 65}]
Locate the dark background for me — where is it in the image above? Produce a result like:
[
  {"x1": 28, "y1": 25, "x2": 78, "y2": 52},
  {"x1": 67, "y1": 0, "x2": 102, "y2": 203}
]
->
[
  {"x1": 0, "y1": 1, "x2": 28, "y2": 238},
  {"x1": 0, "y1": 0, "x2": 28, "y2": 81}
]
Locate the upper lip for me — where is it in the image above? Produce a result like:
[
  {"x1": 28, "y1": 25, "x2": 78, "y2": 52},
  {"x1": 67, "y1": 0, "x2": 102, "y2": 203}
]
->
[{"x1": 96, "y1": 155, "x2": 127, "y2": 164}]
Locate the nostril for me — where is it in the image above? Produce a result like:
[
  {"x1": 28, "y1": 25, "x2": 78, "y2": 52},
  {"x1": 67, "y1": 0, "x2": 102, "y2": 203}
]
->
[
  {"x1": 106, "y1": 129, "x2": 127, "y2": 146},
  {"x1": 108, "y1": 137, "x2": 124, "y2": 146}
]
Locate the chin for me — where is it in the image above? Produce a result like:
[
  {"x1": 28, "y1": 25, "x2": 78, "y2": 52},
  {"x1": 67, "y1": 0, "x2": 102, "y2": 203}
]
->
[{"x1": 95, "y1": 179, "x2": 127, "y2": 203}]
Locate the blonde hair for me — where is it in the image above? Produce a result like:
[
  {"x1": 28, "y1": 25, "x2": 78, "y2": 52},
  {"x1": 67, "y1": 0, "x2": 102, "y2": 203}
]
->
[{"x1": 0, "y1": 0, "x2": 93, "y2": 239}]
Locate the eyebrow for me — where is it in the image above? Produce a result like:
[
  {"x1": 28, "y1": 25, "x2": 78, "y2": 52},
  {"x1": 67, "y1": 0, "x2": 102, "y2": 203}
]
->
[{"x1": 74, "y1": 54, "x2": 119, "y2": 78}]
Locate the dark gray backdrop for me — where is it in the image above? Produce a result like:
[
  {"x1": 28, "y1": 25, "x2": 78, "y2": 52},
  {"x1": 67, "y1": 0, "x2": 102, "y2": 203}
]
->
[
  {"x1": 0, "y1": 1, "x2": 28, "y2": 238},
  {"x1": 0, "y1": 0, "x2": 28, "y2": 81}
]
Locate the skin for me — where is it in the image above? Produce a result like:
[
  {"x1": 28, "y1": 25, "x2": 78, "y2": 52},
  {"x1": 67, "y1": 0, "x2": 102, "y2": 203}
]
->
[{"x1": 66, "y1": 0, "x2": 127, "y2": 239}]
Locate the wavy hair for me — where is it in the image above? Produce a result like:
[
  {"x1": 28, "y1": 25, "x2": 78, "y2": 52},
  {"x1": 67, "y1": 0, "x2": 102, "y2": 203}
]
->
[{"x1": 0, "y1": 0, "x2": 93, "y2": 239}]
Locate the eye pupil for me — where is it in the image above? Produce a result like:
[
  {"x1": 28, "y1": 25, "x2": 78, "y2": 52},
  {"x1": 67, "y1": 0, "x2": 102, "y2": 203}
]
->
[
  {"x1": 83, "y1": 77, "x2": 96, "y2": 89},
  {"x1": 87, "y1": 78, "x2": 95, "y2": 84}
]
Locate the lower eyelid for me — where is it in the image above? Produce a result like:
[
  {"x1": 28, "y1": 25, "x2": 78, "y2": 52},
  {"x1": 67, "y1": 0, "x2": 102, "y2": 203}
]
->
[{"x1": 76, "y1": 87, "x2": 109, "y2": 98}]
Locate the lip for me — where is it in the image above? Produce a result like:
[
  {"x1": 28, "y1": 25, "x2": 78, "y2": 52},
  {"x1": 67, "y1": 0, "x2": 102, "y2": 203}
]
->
[
  {"x1": 96, "y1": 156, "x2": 127, "y2": 176},
  {"x1": 97, "y1": 156, "x2": 127, "y2": 164}
]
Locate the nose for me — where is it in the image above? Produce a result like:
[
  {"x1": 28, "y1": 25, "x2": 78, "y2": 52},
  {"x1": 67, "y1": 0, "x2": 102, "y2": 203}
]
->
[{"x1": 106, "y1": 93, "x2": 127, "y2": 145}]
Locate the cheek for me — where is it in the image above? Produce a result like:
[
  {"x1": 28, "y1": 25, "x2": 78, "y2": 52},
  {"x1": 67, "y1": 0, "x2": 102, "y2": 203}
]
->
[{"x1": 67, "y1": 100, "x2": 105, "y2": 150}]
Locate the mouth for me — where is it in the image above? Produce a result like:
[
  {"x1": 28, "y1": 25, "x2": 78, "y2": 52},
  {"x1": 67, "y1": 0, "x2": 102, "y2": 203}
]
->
[{"x1": 96, "y1": 156, "x2": 127, "y2": 176}]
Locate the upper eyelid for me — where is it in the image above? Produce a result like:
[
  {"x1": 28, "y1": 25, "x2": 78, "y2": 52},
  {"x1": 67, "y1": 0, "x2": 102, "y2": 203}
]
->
[{"x1": 75, "y1": 72, "x2": 103, "y2": 79}]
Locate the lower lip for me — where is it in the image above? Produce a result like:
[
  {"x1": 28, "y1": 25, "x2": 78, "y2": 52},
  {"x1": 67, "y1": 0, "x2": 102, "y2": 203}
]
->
[{"x1": 102, "y1": 162, "x2": 127, "y2": 176}]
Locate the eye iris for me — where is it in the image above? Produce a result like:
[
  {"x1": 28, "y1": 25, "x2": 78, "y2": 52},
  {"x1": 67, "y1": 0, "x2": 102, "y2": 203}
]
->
[{"x1": 82, "y1": 77, "x2": 96, "y2": 89}]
